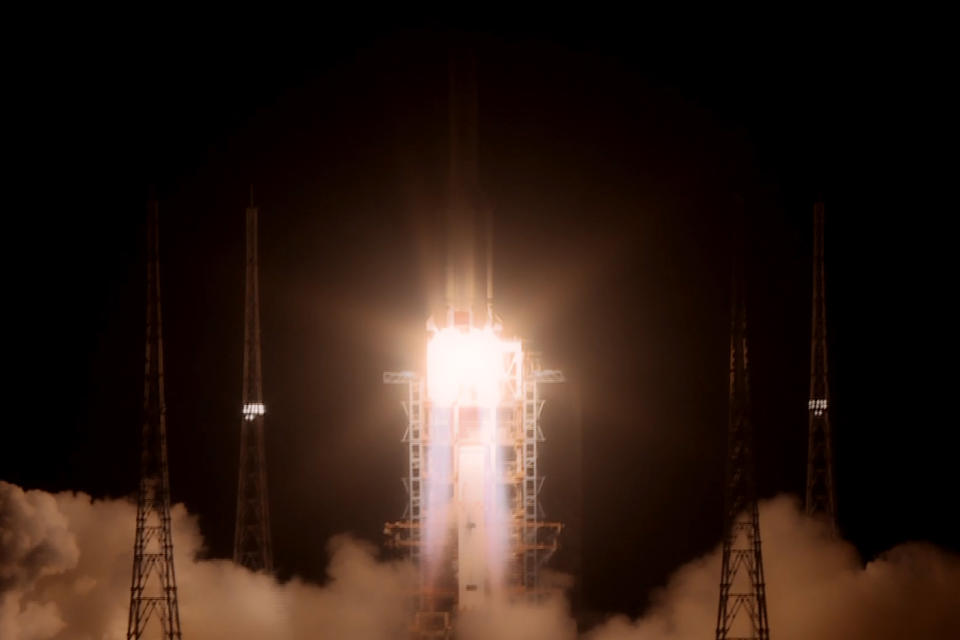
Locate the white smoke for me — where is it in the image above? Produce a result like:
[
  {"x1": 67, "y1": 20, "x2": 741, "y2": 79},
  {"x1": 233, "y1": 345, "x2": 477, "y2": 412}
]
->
[
  {"x1": 456, "y1": 593, "x2": 577, "y2": 640},
  {"x1": 1, "y1": 482, "x2": 78, "y2": 639},
  {"x1": 455, "y1": 569, "x2": 578, "y2": 640},
  {"x1": 2, "y1": 482, "x2": 958, "y2": 639},
  {"x1": 0, "y1": 481, "x2": 415, "y2": 640},
  {"x1": 586, "y1": 495, "x2": 960, "y2": 640}
]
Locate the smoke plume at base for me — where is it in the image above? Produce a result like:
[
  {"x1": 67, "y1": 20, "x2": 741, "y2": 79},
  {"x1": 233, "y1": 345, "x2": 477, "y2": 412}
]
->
[
  {"x1": 2, "y1": 482, "x2": 958, "y2": 639},
  {"x1": 587, "y1": 495, "x2": 960, "y2": 640},
  {"x1": 0, "y1": 481, "x2": 415, "y2": 640}
]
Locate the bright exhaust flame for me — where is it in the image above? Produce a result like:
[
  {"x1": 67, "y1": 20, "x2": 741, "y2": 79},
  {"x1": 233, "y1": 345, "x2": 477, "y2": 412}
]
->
[
  {"x1": 424, "y1": 322, "x2": 522, "y2": 610},
  {"x1": 427, "y1": 326, "x2": 519, "y2": 406}
]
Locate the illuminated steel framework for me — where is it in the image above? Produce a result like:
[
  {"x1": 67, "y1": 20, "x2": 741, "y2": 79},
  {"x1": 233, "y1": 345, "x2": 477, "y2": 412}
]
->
[
  {"x1": 384, "y1": 313, "x2": 563, "y2": 639},
  {"x1": 127, "y1": 199, "x2": 183, "y2": 640},
  {"x1": 716, "y1": 270, "x2": 770, "y2": 640},
  {"x1": 234, "y1": 193, "x2": 274, "y2": 572},
  {"x1": 805, "y1": 202, "x2": 837, "y2": 531}
]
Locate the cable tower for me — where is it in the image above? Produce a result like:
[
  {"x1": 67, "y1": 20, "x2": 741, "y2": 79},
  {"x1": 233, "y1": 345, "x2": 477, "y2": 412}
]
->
[
  {"x1": 716, "y1": 258, "x2": 770, "y2": 640},
  {"x1": 233, "y1": 189, "x2": 274, "y2": 572},
  {"x1": 805, "y1": 201, "x2": 837, "y2": 530},
  {"x1": 127, "y1": 198, "x2": 183, "y2": 640}
]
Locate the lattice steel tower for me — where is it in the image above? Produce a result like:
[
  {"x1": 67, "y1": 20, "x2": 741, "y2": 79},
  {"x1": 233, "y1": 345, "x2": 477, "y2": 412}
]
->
[
  {"x1": 805, "y1": 201, "x2": 837, "y2": 530},
  {"x1": 716, "y1": 266, "x2": 770, "y2": 640},
  {"x1": 233, "y1": 190, "x2": 274, "y2": 572},
  {"x1": 127, "y1": 198, "x2": 183, "y2": 640}
]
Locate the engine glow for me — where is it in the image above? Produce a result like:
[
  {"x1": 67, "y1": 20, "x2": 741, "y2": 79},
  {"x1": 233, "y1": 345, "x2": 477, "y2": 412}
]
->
[{"x1": 427, "y1": 326, "x2": 522, "y2": 407}]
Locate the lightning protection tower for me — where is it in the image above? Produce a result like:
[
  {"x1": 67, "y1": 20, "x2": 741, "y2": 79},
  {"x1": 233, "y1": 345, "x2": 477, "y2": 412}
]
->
[
  {"x1": 234, "y1": 189, "x2": 274, "y2": 572},
  {"x1": 127, "y1": 197, "x2": 183, "y2": 640},
  {"x1": 805, "y1": 201, "x2": 837, "y2": 531},
  {"x1": 715, "y1": 259, "x2": 770, "y2": 640}
]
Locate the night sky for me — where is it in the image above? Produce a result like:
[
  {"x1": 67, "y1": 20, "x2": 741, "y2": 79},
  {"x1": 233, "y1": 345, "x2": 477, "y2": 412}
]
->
[{"x1": 5, "y1": 21, "x2": 955, "y2": 621}]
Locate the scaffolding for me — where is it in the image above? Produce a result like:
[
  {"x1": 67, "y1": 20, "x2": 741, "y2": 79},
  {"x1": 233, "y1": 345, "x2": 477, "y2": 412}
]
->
[{"x1": 384, "y1": 325, "x2": 563, "y2": 639}]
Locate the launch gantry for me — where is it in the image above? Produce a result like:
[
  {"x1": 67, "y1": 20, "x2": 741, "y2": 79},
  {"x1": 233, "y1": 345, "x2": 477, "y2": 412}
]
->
[{"x1": 384, "y1": 310, "x2": 564, "y2": 639}]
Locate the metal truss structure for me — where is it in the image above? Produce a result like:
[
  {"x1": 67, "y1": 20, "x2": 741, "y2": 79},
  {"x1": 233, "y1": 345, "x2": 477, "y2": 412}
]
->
[
  {"x1": 127, "y1": 198, "x2": 183, "y2": 640},
  {"x1": 384, "y1": 338, "x2": 563, "y2": 639},
  {"x1": 716, "y1": 270, "x2": 770, "y2": 640},
  {"x1": 805, "y1": 201, "x2": 838, "y2": 531},
  {"x1": 234, "y1": 192, "x2": 274, "y2": 572}
]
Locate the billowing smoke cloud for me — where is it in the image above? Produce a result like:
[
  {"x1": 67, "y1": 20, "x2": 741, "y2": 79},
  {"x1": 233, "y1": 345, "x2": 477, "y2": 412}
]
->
[
  {"x1": 2, "y1": 482, "x2": 958, "y2": 639},
  {"x1": 0, "y1": 484, "x2": 79, "y2": 639},
  {"x1": 587, "y1": 495, "x2": 960, "y2": 640},
  {"x1": 0, "y1": 481, "x2": 415, "y2": 640},
  {"x1": 456, "y1": 572, "x2": 578, "y2": 640},
  {"x1": 456, "y1": 594, "x2": 576, "y2": 640}
]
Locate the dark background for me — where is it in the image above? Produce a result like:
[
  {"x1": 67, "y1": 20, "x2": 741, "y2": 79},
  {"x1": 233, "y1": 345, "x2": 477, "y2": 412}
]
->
[{"x1": 4, "y1": 20, "x2": 955, "y2": 622}]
